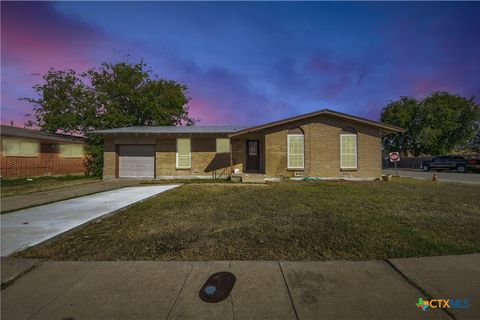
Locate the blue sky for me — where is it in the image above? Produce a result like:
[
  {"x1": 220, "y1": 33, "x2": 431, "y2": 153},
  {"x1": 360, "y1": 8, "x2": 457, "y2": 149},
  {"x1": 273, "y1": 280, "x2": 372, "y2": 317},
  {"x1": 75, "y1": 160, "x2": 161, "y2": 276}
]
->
[{"x1": 2, "y1": 1, "x2": 479, "y2": 126}]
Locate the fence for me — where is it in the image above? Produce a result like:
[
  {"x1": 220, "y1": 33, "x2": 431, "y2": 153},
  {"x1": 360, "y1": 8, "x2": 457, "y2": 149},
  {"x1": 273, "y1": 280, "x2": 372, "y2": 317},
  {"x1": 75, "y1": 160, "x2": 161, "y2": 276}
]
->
[
  {"x1": 382, "y1": 155, "x2": 480, "y2": 169},
  {"x1": 382, "y1": 157, "x2": 429, "y2": 169}
]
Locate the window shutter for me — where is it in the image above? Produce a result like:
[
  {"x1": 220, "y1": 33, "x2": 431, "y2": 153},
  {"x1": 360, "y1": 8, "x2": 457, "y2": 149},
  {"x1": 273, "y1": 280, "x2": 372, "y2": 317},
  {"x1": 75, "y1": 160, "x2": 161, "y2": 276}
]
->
[
  {"x1": 216, "y1": 138, "x2": 230, "y2": 153},
  {"x1": 177, "y1": 138, "x2": 191, "y2": 168}
]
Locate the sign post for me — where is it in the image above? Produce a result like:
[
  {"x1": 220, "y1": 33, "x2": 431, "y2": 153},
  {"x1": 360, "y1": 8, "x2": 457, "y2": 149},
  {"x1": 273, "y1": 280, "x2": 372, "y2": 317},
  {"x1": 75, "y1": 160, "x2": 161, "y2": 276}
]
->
[{"x1": 389, "y1": 152, "x2": 400, "y2": 176}]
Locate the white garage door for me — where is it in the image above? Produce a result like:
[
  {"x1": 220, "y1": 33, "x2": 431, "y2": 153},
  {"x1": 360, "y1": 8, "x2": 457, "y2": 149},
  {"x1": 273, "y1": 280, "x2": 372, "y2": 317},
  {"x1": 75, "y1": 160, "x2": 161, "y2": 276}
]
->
[{"x1": 118, "y1": 145, "x2": 155, "y2": 178}]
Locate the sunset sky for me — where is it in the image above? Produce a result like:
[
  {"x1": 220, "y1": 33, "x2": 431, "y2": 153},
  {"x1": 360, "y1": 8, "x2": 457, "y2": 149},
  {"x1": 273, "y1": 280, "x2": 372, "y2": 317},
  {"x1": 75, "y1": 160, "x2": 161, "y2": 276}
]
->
[{"x1": 2, "y1": 1, "x2": 479, "y2": 126}]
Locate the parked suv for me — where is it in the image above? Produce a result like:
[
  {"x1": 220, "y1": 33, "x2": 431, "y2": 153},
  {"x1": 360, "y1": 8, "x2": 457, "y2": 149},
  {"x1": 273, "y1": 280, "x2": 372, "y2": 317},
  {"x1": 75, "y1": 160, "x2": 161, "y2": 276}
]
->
[{"x1": 421, "y1": 155, "x2": 470, "y2": 173}]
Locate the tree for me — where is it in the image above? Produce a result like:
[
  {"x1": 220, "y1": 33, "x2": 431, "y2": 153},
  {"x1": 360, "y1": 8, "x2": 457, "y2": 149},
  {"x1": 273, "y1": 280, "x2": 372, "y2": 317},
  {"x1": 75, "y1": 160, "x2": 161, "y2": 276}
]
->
[
  {"x1": 24, "y1": 69, "x2": 96, "y2": 133},
  {"x1": 465, "y1": 121, "x2": 480, "y2": 153},
  {"x1": 87, "y1": 61, "x2": 194, "y2": 129},
  {"x1": 421, "y1": 92, "x2": 479, "y2": 154},
  {"x1": 23, "y1": 60, "x2": 195, "y2": 175},
  {"x1": 380, "y1": 96, "x2": 423, "y2": 156},
  {"x1": 381, "y1": 92, "x2": 480, "y2": 156}
]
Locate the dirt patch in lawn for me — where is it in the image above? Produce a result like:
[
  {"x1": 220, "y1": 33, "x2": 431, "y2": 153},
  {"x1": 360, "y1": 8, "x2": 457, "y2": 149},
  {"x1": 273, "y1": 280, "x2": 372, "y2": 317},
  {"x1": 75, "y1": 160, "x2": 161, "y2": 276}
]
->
[
  {"x1": 1, "y1": 175, "x2": 100, "y2": 197},
  {"x1": 16, "y1": 178, "x2": 480, "y2": 261}
]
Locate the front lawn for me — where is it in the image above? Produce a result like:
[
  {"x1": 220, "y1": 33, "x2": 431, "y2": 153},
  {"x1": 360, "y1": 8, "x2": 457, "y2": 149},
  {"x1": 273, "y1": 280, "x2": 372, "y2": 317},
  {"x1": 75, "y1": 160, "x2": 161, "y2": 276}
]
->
[
  {"x1": 1, "y1": 175, "x2": 100, "y2": 197},
  {"x1": 16, "y1": 178, "x2": 480, "y2": 261}
]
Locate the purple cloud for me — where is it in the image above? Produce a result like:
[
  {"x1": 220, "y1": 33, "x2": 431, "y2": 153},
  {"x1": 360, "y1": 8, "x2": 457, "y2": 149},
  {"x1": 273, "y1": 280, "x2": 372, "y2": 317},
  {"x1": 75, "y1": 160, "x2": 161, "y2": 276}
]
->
[{"x1": 1, "y1": 1, "x2": 479, "y2": 127}]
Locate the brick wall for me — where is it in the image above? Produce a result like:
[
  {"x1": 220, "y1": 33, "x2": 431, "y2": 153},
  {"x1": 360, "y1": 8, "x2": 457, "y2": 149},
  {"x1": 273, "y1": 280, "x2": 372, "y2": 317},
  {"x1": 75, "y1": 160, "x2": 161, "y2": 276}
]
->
[
  {"x1": 263, "y1": 115, "x2": 382, "y2": 178},
  {"x1": 231, "y1": 134, "x2": 265, "y2": 173},
  {"x1": 1, "y1": 142, "x2": 86, "y2": 178},
  {"x1": 156, "y1": 136, "x2": 233, "y2": 178},
  {"x1": 101, "y1": 115, "x2": 383, "y2": 180},
  {"x1": 103, "y1": 136, "x2": 116, "y2": 179},
  {"x1": 104, "y1": 134, "x2": 236, "y2": 179}
]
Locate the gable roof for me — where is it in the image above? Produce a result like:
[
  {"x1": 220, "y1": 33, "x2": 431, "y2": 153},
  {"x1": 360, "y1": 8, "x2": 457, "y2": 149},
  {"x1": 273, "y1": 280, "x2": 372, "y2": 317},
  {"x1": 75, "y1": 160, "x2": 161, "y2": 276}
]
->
[
  {"x1": 0, "y1": 125, "x2": 85, "y2": 144},
  {"x1": 228, "y1": 109, "x2": 405, "y2": 136},
  {"x1": 92, "y1": 125, "x2": 250, "y2": 134},
  {"x1": 90, "y1": 109, "x2": 405, "y2": 136}
]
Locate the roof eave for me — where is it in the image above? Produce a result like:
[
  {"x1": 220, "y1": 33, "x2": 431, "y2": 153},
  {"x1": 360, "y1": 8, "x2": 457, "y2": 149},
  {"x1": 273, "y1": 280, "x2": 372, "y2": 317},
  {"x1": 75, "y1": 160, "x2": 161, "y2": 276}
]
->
[
  {"x1": 229, "y1": 109, "x2": 405, "y2": 136},
  {"x1": 1, "y1": 133, "x2": 85, "y2": 144},
  {"x1": 380, "y1": 127, "x2": 407, "y2": 134},
  {"x1": 88, "y1": 130, "x2": 240, "y2": 135}
]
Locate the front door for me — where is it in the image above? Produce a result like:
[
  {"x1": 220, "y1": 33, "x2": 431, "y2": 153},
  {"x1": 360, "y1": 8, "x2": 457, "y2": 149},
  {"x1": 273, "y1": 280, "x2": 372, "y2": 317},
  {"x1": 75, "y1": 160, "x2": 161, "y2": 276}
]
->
[{"x1": 246, "y1": 140, "x2": 260, "y2": 171}]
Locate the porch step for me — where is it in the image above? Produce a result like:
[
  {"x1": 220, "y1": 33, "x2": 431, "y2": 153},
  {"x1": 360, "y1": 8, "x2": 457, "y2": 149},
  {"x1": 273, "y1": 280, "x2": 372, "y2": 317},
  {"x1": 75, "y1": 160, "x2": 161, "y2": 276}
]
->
[{"x1": 231, "y1": 173, "x2": 267, "y2": 184}]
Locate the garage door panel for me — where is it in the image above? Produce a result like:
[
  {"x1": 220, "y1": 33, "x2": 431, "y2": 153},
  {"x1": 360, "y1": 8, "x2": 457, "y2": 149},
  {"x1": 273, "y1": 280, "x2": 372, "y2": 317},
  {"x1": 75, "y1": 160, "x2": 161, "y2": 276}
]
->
[
  {"x1": 119, "y1": 145, "x2": 155, "y2": 157},
  {"x1": 119, "y1": 145, "x2": 155, "y2": 178}
]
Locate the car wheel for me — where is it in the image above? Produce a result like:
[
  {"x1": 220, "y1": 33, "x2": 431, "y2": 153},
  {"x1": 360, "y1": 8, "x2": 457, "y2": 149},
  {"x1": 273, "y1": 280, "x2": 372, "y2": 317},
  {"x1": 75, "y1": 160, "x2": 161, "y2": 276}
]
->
[
  {"x1": 457, "y1": 165, "x2": 466, "y2": 173},
  {"x1": 422, "y1": 165, "x2": 430, "y2": 172}
]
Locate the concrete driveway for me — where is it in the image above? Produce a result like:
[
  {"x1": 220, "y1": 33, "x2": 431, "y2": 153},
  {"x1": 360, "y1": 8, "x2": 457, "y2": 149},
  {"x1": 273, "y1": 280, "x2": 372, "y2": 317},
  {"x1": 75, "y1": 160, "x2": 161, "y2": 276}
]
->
[
  {"x1": 383, "y1": 169, "x2": 480, "y2": 184},
  {"x1": 1, "y1": 185, "x2": 180, "y2": 257},
  {"x1": 1, "y1": 179, "x2": 143, "y2": 213}
]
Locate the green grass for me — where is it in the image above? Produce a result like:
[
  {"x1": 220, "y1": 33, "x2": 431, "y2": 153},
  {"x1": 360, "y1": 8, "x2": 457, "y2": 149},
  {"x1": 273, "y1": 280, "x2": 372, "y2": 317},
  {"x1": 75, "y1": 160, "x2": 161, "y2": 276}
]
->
[
  {"x1": 140, "y1": 179, "x2": 233, "y2": 185},
  {"x1": 1, "y1": 175, "x2": 100, "y2": 197},
  {"x1": 16, "y1": 178, "x2": 480, "y2": 261}
]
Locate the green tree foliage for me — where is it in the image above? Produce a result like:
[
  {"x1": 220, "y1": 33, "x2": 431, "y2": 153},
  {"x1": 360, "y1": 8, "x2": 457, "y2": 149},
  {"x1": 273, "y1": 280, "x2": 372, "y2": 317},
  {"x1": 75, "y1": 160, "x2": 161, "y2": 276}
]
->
[
  {"x1": 24, "y1": 69, "x2": 96, "y2": 133},
  {"x1": 23, "y1": 60, "x2": 194, "y2": 175},
  {"x1": 380, "y1": 97, "x2": 423, "y2": 156},
  {"x1": 381, "y1": 92, "x2": 480, "y2": 156},
  {"x1": 466, "y1": 121, "x2": 480, "y2": 153}
]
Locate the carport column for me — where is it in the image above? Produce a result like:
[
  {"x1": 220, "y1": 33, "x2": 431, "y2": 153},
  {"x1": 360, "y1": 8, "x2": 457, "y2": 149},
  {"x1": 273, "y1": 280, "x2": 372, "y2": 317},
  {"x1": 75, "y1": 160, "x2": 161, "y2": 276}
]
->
[{"x1": 103, "y1": 135, "x2": 117, "y2": 179}]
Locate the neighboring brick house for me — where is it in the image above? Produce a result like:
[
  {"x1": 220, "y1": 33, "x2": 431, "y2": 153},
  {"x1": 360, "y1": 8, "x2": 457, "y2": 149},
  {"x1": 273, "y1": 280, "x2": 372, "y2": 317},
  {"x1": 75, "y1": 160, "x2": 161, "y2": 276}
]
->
[
  {"x1": 0, "y1": 125, "x2": 86, "y2": 178},
  {"x1": 93, "y1": 109, "x2": 404, "y2": 180}
]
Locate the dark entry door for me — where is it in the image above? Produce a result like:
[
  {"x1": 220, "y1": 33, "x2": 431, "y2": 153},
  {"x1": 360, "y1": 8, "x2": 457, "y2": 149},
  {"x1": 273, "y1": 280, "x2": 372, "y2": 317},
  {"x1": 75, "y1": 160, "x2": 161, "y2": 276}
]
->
[{"x1": 246, "y1": 140, "x2": 260, "y2": 171}]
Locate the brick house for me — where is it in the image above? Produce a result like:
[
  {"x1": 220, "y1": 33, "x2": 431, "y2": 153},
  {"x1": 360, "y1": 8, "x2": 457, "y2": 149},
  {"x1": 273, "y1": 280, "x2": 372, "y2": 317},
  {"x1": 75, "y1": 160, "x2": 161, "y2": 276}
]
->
[
  {"x1": 93, "y1": 109, "x2": 404, "y2": 180},
  {"x1": 0, "y1": 125, "x2": 86, "y2": 178}
]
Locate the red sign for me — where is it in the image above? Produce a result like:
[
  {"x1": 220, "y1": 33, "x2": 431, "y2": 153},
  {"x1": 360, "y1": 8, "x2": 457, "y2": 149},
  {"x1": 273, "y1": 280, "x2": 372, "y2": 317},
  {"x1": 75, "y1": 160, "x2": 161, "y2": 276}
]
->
[{"x1": 389, "y1": 152, "x2": 400, "y2": 162}]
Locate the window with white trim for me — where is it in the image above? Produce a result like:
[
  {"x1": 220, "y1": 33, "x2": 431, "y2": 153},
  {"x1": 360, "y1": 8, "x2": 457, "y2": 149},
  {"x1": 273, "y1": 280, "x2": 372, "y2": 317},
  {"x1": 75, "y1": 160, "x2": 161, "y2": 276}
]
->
[
  {"x1": 60, "y1": 144, "x2": 83, "y2": 158},
  {"x1": 2, "y1": 139, "x2": 39, "y2": 157},
  {"x1": 176, "y1": 138, "x2": 191, "y2": 168},
  {"x1": 216, "y1": 138, "x2": 230, "y2": 153},
  {"x1": 340, "y1": 134, "x2": 357, "y2": 169},
  {"x1": 287, "y1": 134, "x2": 304, "y2": 169}
]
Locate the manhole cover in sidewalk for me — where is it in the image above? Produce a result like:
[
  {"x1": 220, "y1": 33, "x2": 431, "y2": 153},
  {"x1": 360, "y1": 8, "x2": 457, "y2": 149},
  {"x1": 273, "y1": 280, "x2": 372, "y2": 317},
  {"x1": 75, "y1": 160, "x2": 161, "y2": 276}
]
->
[{"x1": 199, "y1": 271, "x2": 236, "y2": 303}]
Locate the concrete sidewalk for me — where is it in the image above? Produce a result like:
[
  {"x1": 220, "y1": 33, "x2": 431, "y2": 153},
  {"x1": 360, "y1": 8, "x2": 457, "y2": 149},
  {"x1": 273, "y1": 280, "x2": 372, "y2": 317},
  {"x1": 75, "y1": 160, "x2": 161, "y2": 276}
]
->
[
  {"x1": 2, "y1": 254, "x2": 478, "y2": 320},
  {"x1": 1, "y1": 179, "x2": 145, "y2": 213}
]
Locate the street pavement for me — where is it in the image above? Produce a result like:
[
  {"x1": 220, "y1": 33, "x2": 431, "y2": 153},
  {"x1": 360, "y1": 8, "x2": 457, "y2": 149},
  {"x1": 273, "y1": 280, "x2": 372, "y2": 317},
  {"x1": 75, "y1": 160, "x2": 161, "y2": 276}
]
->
[
  {"x1": 1, "y1": 185, "x2": 180, "y2": 256},
  {"x1": 2, "y1": 253, "x2": 478, "y2": 320},
  {"x1": 383, "y1": 169, "x2": 480, "y2": 184}
]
